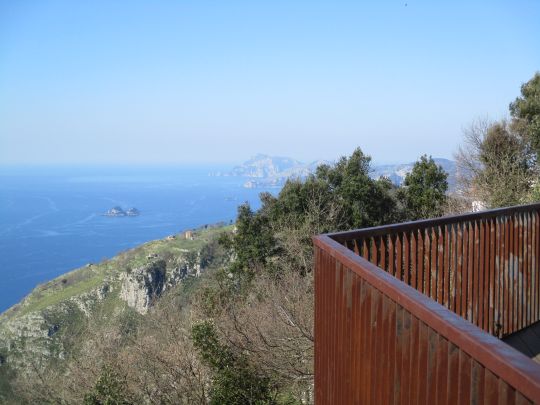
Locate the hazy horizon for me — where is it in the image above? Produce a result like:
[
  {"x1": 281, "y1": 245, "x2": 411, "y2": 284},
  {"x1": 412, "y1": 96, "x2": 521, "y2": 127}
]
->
[{"x1": 1, "y1": 1, "x2": 540, "y2": 165}]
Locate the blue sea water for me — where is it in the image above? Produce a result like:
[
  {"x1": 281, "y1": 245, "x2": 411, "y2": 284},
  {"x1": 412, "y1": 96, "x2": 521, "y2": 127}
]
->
[{"x1": 0, "y1": 165, "x2": 277, "y2": 313}]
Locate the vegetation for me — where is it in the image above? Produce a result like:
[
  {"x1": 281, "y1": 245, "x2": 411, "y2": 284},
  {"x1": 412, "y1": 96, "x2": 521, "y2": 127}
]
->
[
  {"x1": 398, "y1": 155, "x2": 448, "y2": 220},
  {"x1": 455, "y1": 72, "x2": 540, "y2": 209}
]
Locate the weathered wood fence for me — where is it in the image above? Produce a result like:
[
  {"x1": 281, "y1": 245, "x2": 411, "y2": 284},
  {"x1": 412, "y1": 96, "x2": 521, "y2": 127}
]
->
[{"x1": 314, "y1": 203, "x2": 540, "y2": 404}]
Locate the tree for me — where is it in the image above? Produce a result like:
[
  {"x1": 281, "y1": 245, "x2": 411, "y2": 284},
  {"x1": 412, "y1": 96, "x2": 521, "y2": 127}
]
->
[
  {"x1": 455, "y1": 119, "x2": 534, "y2": 208},
  {"x1": 315, "y1": 148, "x2": 400, "y2": 228},
  {"x1": 83, "y1": 366, "x2": 132, "y2": 405},
  {"x1": 191, "y1": 320, "x2": 275, "y2": 405},
  {"x1": 510, "y1": 72, "x2": 540, "y2": 161},
  {"x1": 399, "y1": 155, "x2": 448, "y2": 220}
]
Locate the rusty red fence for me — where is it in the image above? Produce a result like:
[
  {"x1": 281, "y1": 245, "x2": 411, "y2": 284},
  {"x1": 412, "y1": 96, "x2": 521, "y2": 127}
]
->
[{"x1": 314, "y1": 203, "x2": 540, "y2": 404}]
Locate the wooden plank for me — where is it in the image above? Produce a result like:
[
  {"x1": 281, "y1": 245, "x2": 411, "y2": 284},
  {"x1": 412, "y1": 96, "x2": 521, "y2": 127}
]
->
[
  {"x1": 409, "y1": 315, "x2": 420, "y2": 405},
  {"x1": 387, "y1": 300, "x2": 397, "y2": 405},
  {"x1": 426, "y1": 327, "x2": 438, "y2": 404},
  {"x1": 526, "y1": 212, "x2": 532, "y2": 327},
  {"x1": 397, "y1": 233, "x2": 403, "y2": 282},
  {"x1": 394, "y1": 305, "x2": 404, "y2": 402},
  {"x1": 485, "y1": 369, "x2": 499, "y2": 405},
  {"x1": 379, "y1": 235, "x2": 386, "y2": 271},
  {"x1": 532, "y1": 212, "x2": 540, "y2": 322},
  {"x1": 359, "y1": 278, "x2": 370, "y2": 404},
  {"x1": 498, "y1": 380, "x2": 516, "y2": 405},
  {"x1": 370, "y1": 288, "x2": 383, "y2": 405},
  {"x1": 411, "y1": 231, "x2": 418, "y2": 290},
  {"x1": 371, "y1": 236, "x2": 378, "y2": 265},
  {"x1": 447, "y1": 342, "x2": 460, "y2": 405},
  {"x1": 444, "y1": 224, "x2": 451, "y2": 309},
  {"x1": 417, "y1": 321, "x2": 428, "y2": 405},
  {"x1": 436, "y1": 336, "x2": 449, "y2": 405},
  {"x1": 478, "y1": 219, "x2": 485, "y2": 330},
  {"x1": 437, "y1": 225, "x2": 445, "y2": 306},
  {"x1": 489, "y1": 218, "x2": 496, "y2": 335},
  {"x1": 425, "y1": 228, "x2": 431, "y2": 296},
  {"x1": 457, "y1": 343, "x2": 471, "y2": 403},
  {"x1": 468, "y1": 221, "x2": 475, "y2": 323},
  {"x1": 404, "y1": 231, "x2": 410, "y2": 286},
  {"x1": 457, "y1": 223, "x2": 464, "y2": 316},
  {"x1": 400, "y1": 309, "x2": 412, "y2": 405},
  {"x1": 379, "y1": 295, "x2": 391, "y2": 405},
  {"x1": 431, "y1": 226, "x2": 438, "y2": 301},
  {"x1": 418, "y1": 229, "x2": 425, "y2": 294},
  {"x1": 388, "y1": 234, "x2": 395, "y2": 276},
  {"x1": 471, "y1": 359, "x2": 485, "y2": 405}
]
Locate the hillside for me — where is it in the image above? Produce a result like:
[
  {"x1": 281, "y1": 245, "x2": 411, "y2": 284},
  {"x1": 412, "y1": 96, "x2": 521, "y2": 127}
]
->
[
  {"x1": 213, "y1": 154, "x2": 457, "y2": 190},
  {"x1": 0, "y1": 224, "x2": 232, "y2": 403}
]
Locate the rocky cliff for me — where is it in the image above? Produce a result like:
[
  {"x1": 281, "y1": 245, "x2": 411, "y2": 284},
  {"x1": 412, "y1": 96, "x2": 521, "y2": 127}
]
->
[{"x1": 0, "y1": 225, "x2": 230, "y2": 400}]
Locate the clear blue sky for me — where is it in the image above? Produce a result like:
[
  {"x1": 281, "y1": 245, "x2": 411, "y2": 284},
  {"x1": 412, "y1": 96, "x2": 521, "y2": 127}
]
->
[{"x1": 1, "y1": 1, "x2": 539, "y2": 165}]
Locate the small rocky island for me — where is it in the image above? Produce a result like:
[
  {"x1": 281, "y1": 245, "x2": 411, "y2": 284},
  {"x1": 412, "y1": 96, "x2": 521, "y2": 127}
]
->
[{"x1": 103, "y1": 206, "x2": 140, "y2": 217}]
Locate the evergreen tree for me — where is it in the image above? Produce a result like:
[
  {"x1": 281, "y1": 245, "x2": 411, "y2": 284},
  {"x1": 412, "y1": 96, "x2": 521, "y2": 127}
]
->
[{"x1": 399, "y1": 155, "x2": 448, "y2": 220}]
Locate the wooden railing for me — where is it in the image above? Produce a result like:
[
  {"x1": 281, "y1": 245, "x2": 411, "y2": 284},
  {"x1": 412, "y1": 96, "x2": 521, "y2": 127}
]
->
[{"x1": 314, "y1": 203, "x2": 540, "y2": 404}]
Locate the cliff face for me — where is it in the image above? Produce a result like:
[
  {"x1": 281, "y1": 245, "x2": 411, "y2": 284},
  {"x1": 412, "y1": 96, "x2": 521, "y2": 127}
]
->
[
  {"x1": 0, "y1": 225, "x2": 229, "y2": 396},
  {"x1": 120, "y1": 260, "x2": 167, "y2": 314}
]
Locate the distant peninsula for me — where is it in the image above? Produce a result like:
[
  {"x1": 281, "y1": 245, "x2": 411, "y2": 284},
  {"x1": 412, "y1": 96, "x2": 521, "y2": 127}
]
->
[
  {"x1": 212, "y1": 154, "x2": 456, "y2": 190},
  {"x1": 103, "y1": 206, "x2": 140, "y2": 217}
]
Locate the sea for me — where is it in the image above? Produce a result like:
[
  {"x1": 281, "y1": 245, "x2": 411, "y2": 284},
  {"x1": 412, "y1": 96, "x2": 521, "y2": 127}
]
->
[{"x1": 0, "y1": 165, "x2": 278, "y2": 314}]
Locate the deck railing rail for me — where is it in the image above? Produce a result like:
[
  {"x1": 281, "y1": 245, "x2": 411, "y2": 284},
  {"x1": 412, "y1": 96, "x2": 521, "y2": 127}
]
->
[{"x1": 314, "y1": 203, "x2": 540, "y2": 404}]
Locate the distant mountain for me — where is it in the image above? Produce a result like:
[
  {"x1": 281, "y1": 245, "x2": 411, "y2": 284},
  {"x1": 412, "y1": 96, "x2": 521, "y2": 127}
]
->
[
  {"x1": 214, "y1": 154, "x2": 456, "y2": 190},
  {"x1": 213, "y1": 154, "x2": 329, "y2": 188},
  {"x1": 229, "y1": 154, "x2": 304, "y2": 178}
]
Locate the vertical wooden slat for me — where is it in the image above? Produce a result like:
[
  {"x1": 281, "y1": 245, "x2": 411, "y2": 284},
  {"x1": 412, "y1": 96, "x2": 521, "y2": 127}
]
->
[
  {"x1": 371, "y1": 288, "x2": 383, "y2": 405},
  {"x1": 388, "y1": 234, "x2": 395, "y2": 276},
  {"x1": 444, "y1": 224, "x2": 451, "y2": 309},
  {"x1": 426, "y1": 326, "x2": 438, "y2": 404},
  {"x1": 531, "y1": 212, "x2": 540, "y2": 322},
  {"x1": 437, "y1": 225, "x2": 445, "y2": 306},
  {"x1": 362, "y1": 238, "x2": 369, "y2": 260},
  {"x1": 418, "y1": 229, "x2": 425, "y2": 294},
  {"x1": 468, "y1": 221, "x2": 475, "y2": 323},
  {"x1": 404, "y1": 231, "x2": 410, "y2": 286},
  {"x1": 431, "y1": 226, "x2": 438, "y2": 301},
  {"x1": 379, "y1": 235, "x2": 387, "y2": 271},
  {"x1": 409, "y1": 315, "x2": 420, "y2": 405},
  {"x1": 447, "y1": 342, "x2": 460, "y2": 405},
  {"x1": 488, "y1": 218, "x2": 496, "y2": 335},
  {"x1": 400, "y1": 309, "x2": 412, "y2": 405},
  {"x1": 458, "y1": 351, "x2": 472, "y2": 404},
  {"x1": 485, "y1": 369, "x2": 499, "y2": 405},
  {"x1": 505, "y1": 215, "x2": 511, "y2": 335},
  {"x1": 411, "y1": 231, "x2": 418, "y2": 290},
  {"x1": 513, "y1": 215, "x2": 519, "y2": 333},
  {"x1": 394, "y1": 305, "x2": 404, "y2": 402},
  {"x1": 387, "y1": 300, "x2": 397, "y2": 405},
  {"x1": 380, "y1": 295, "x2": 391, "y2": 405},
  {"x1": 528, "y1": 210, "x2": 533, "y2": 325},
  {"x1": 397, "y1": 233, "x2": 403, "y2": 282},
  {"x1": 425, "y1": 228, "x2": 432, "y2": 297},
  {"x1": 456, "y1": 223, "x2": 463, "y2": 317},
  {"x1": 478, "y1": 219, "x2": 486, "y2": 330},
  {"x1": 436, "y1": 336, "x2": 449, "y2": 405},
  {"x1": 417, "y1": 321, "x2": 428, "y2": 405},
  {"x1": 471, "y1": 359, "x2": 485, "y2": 404}
]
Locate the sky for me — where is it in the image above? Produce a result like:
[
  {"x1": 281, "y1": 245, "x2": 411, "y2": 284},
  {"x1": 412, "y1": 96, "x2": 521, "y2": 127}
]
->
[{"x1": 1, "y1": 1, "x2": 539, "y2": 165}]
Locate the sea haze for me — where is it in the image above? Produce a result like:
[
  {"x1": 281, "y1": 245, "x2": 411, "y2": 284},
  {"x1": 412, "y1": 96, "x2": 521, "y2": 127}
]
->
[{"x1": 0, "y1": 165, "x2": 276, "y2": 313}]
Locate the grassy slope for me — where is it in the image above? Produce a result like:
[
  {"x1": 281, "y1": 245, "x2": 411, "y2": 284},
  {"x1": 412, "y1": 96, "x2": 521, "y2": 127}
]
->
[{"x1": 0, "y1": 224, "x2": 232, "y2": 323}]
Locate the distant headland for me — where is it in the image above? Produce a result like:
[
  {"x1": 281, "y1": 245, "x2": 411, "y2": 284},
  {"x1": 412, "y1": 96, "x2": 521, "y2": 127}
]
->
[{"x1": 103, "y1": 206, "x2": 140, "y2": 217}]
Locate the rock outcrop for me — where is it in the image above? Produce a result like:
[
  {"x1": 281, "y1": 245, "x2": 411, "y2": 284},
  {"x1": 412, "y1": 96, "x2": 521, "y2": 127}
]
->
[{"x1": 120, "y1": 261, "x2": 166, "y2": 314}]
